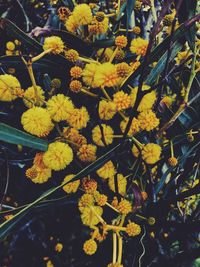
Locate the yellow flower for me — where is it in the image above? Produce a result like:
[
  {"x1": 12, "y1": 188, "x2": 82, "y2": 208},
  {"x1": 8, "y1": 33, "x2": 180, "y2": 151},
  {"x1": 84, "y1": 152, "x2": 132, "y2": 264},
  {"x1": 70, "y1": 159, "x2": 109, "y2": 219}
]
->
[
  {"x1": 96, "y1": 161, "x2": 116, "y2": 179},
  {"x1": 138, "y1": 109, "x2": 159, "y2": 131},
  {"x1": 132, "y1": 26, "x2": 141, "y2": 35},
  {"x1": 79, "y1": 193, "x2": 94, "y2": 212},
  {"x1": 115, "y1": 49, "x2": 125, "y2": 60},
  {"x1": 82, "y1": 178, "x2": 97, "y2": 194},
  {"x1": 116, "y1": 63, "x2": 131, "y2": 78},
  {"x1": 67, "y1": 107, "x2": 90, "y2": 129},
  {"x1": 81, "y1": 206, "x2": 103, "y2": 226},
  {"x1": 43, "y1": 36, "x2": 64, "y2": 54},
  {"x1": 57, "y1": 6, "x2": 71, "y2": 21},
  {"x1": 141, "y1": 143, "x2": 161, "y2": 164},
  {"x1": 83, "y1": 239, "x2": 97, "y2": 255},
  {"x1": 43, "y1": 142, "x2": 73, "y2": 170},
  {"x1": 130, "y1": 85, "x2": 156, "y2": 112},
  {"x1": 0, "y1": 74, "x2": 21, "y2": 101},
  {"x1": 108, "y1": 174, "x2": 127, "y2": 196},
  {"x1": 132, "y1": 145, "x2": 140, "y2": 158},
  {"x1": 88, "y1": 17, "x2": 109, "y2": 35},
  {"x1": 115, "y1": 35, "x2": 128, "y2": 48},
  {"x1": 120, "y1": 118, "x2": 140, "y2": 136},
  {"x1": 69, "y1": 80, "x2": 82, "y2": 93},
  {"x1": 126, "y1": 222, "x2": 141, "y2": 237},
  {"x1": 65, "y1": 49, "x2": 79, "y2": 62},
  {"x1": 21, "y1": 107, "x2": 53, "y2": 137},
  {"x1": 23, "y1": 85, "x2": 45, "y2": 108},
  {"x1": 63, "y1": 127, "x2": 87, "y2": 147},
  {"x1": 6, "y1": 41, "x2": 15, "y2": 51},
  {"x1": 55, "y1": 243, "x2": 63, "y2": 252},
  {"x1": 33, "y1": 152, "x2": 47, "y2": 169},
  {"x1": 94, "y1": 191, "x2": 107, "y2": 206},
  {"x1": 82, "y1": 63, "x2": 100, "y2": 88},
  {"x1": 70, "y1": 66, "x2": 83, "y2": 78},
  {"x1": 26, "y1": 166, "x2": 52, "y2": 184},
  {"x1": 168, "y1": 157, "x2": 178, "y2": 167},
  {"x1": 62, "y1": 174, "x2": 80, "y2": 193},
  {"x1": 113, "y1": 91, "x2": 131, "y2": 111},
  {"x1": 46, "y1": 94, "x2": 74, "y2": 122},
  {"x1": 98, "y1": 100, "x2": 117, "y2": 120},
  {"x1": 161, "y1": 95, "x2": 176, "y2": 108},
  {"x1": 77, "y1": 144, "x2": 97, "y2": 162},
  {"x1": 97, "y1": 48, "x2": 113, "y2": 62},
  {"x1": 92, "y1": 124, "x2": 114, "y2": 146},
  {"x1": 118, "y1": 199, "x2": 132, "y2": 215},
  {"x1": 130, "y1": 37, "x2": 148, "y2": 56},
  {"x1": 46, "y1": 260, "x2": 54, "y2": 267},
  {"x1": 94, "y1": 63, "x2": 119, "y2": 88},
  {"x1": 65, "y1": 15, "x2": 78, "y2": 33},
  {"x1": 73, "y1": 4, "x2": 92, "y2": 25}
]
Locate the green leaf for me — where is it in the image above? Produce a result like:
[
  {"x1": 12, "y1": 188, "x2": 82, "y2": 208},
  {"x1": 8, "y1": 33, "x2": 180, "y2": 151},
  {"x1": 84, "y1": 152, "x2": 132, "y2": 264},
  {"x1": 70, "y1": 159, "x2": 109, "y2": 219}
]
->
[
  {"x1": 126, "y1": 0, "x2": 136, "y2": 31},
  {"x1": 52, "y1": 29, "x2": 93, "y2": 56},
  {"x1": 121, "y1": 14, "x2": 199, "y2": 89},
  {"x1": 93, "y1": 38, "x2": 115, "y2": 48},
  {"x1": 0, "y1": 18, "x2": 72, "y2": 72},
  {"x1": 0, "y1": 123, "x2": 48, "y2": 151},
  {"x1": 146, "y1": 41, "x2": 183, "y2": 85},
  {"x1": 0, "y1": 143, "x2": 120, "y2": 240}
]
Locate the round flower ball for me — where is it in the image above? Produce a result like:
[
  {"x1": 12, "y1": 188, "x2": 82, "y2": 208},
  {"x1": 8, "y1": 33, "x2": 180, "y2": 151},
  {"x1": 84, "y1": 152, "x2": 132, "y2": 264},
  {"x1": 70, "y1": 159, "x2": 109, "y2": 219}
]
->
[
  {"x1": 43, "y1": 142, "x2": 73, "y2": 171},
  {"x1": 83, "y1": 239, "x2": 97, "y2": 255},
  {"x1": 141, "y1": 143, "x2": 162, "y2": 164},
  {"x1": 0, "y1": 74, "x2": 21, "y2": 101},
  {"x1": 43, "y1": 36, "x2": 64, "y2": 54},
  {"x1": 21, "y1": 107, "x2": 53, "y2": 137},
  {"x1": 23, "y1": 85, "x2": 45, "y2": 108}
]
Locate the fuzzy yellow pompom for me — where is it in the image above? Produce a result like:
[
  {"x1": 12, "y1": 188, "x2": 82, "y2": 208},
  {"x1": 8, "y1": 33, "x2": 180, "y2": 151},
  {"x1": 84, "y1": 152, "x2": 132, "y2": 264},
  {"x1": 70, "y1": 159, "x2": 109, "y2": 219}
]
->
[
  {"x1": 96, "y1": 161, "x2": 116, "y2": 179},
  {"x1": 23, "y1": 85, "x2": 45, "y2": 108},
  {"x1": 70, "y1": 66, "x2": 83, "y2": 78},
  {"x1": 82, "y1": 178, "x2": 97, "y2": 194},
  {"x1": 0, "y1": 74, "x2": 21, "y2": 101},
  {"x1": 43, "y1": 36, "x2": 64, "y2": 54},
  {"x1": 55, "y1": 243, "x2": 63, "y2": 252},
  {"x1": 65, "y1": 15, "x2": 78, "y2": 33},
  {"x1": 118, "y1": 199, "x2": 132, "y2": 215},
  {"x1": 130, "y1": 85, "x2": 156, "y2": 112},
  {"x1": 94, "y1": 191, "x2": 107, "y2": 206},
  {"x1": 92, "y1": 124, "x2": 114, "y2": 146},
  {"x1": 62, "y1": 174, "x2": 80, "y2": 193},
  {"x1": 79, "y1": 193, "x2": 94, "y2": 211},
  {"x1": 46, "y1": 94, "x2": 74, "y2": 122},
  {"x1": 120, "y1": 118, "x2": 140, "y2": 136},
  {"x1": 115, "y1": 35, "x2": 128, "y2": 48},
  {"x1": 130, "y1": 37, "x2": 148, "y2": 56},
  {"x1": 77, "y1": 144, "x2": 97, "y2": 162},
  {"x1": 81, "y1": 206, "x2": 103, "y2": 226},
  {"x1": 141, "y1": 143, "x2": 161, "y2": 164},
  {"x1": 130, "y1": 61, "x2": 141, "y2": 72},
  {"x1": 94, "y1": 63, "x2": 119, "y2": 88},
  {"x1": 126, "y1": 222, "x2": 141, "y2": 237},
  {"x1": 43, "y1": 142, "x2": 73, "y2": 170},
  {"x1": 98, "y1": 100, "x2": 117, "y2": 120},
  {"x1": 65, "y1": 49, "x2": 79, "y2": 62},
  {"x1": 113, "y1": 91, "x2": 131, "y2": 111},
  {"x1": 89, "y1": 17, "x2": 109, "y2": 35},
  {"x1": 67, "y1": 107, "x2": 89, "y2": 129},
  {"x1": 6, "y1": 41, "x2": 15, "y2": 51},
  {"x1": 83, "y1": 239, "x2": 97, "y2": 255},
  {"x1": 138, "y1": 110, "x2": 159, "y2": 131},
  {"x1": 26, "y1": 166, "x2": 52, "y2": 184},
  {"x1": 116, "y1": 63, "x2": 131, "y2": 78},
  {"x1": 168, "y1": 157, "x2": 178, "y2": 167},
  {"x1": 73, "y1": 4, "x2": 92, "y2": 25},
  {"x1": 69, "y1": 80, "x2": 82, "y2": 93},
  {"x1": 82, "y1": 63, "x2": 100, "y2": 88},
  {"x1": 63, "y1": 127, "x2": 87, "y2": 147},
  {"x1": 108, "y1": 174, "x2": 127, "y2": 196},
  {"x1": 21, "y1": 107, "x2": 53, "y2": 137}
]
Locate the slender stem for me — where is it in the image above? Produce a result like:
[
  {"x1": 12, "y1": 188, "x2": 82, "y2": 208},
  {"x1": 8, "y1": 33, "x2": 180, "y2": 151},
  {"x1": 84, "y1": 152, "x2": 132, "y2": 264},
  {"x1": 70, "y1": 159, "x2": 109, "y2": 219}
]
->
[
  {"x1": 32, "y1": 49, "x2": 52, "y2": 62},
  {"x1": 150, "y1": 0, "x2": 157, "y2": 22},
  {"x1": 90, "y1": 206, "x2": 106, "y2": 224},
  {"x1": 170, "y1": 141, "x2": 174, "y2": 157},
  {"x1": 81, "y1": 88, "x2": 98, "y2": 98},
  {"x1": 101, "y1": 86, "x2": 112, "y2": 100},
  {"x1": 106, "y1": 202, "x2": 120, "y2": 213},
  {"x1": 109, "y1": 47, "x2": 118, "y2": 63},
  {"x1": 78, "y1": 56, "x2": 99, "y2": 64},
  {"x1": 117, "y1": 236, "x2": 123, "y2": 264},
  {"x1": 113, "y1": 233, "x2": 117, "y2": 263}
]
